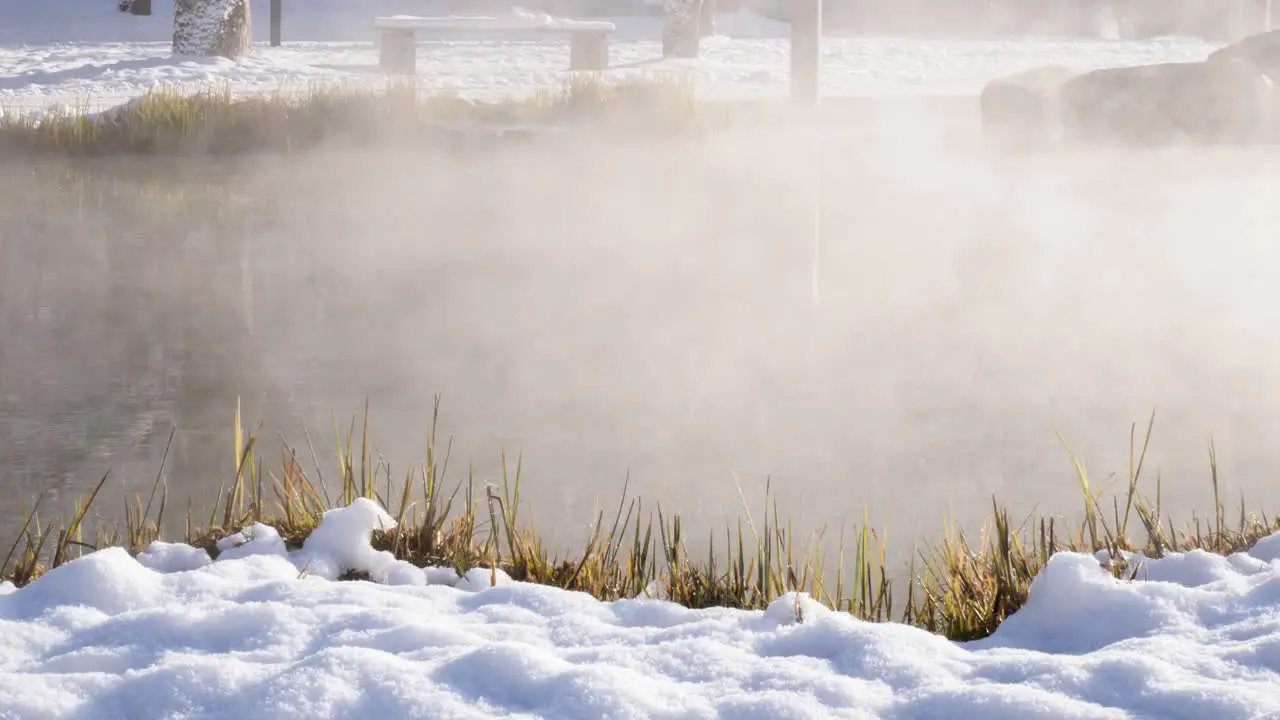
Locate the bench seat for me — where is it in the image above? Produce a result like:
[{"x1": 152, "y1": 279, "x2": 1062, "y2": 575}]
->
[{"x1": 373, "y1": 15, "x2": 617, "y2": 75}]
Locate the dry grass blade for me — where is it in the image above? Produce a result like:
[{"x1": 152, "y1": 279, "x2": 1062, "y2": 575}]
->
[
  {"x1": 2, "y1": 494, "x2": 44, "y2": 577},
  {"x1": 4, "y1": 405, "x2": 1278, "y2": 644},
  {"x1": 52, "y1": 470, "x2": 110, "y2": 569}
]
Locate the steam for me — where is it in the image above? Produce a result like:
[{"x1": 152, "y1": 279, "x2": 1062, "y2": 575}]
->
[{"x1": 5, "y1": 93, "x2": 1280, "y2": 559}]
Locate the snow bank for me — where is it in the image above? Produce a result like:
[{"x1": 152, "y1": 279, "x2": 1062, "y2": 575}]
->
[
  {"x1": 0, "y1": 0, "x2": 403, "y2": 44},
  {"x1": 1, "y1": 0, "x2": 1222, "y2": 113},
  {"x1": 1, "y1": 496, "x2": 1279, "y2": 718},
  {"x1": 708, "y1": 8, "x2": 789, "y2": 40}
]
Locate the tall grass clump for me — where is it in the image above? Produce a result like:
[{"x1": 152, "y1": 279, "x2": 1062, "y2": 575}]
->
[
  {"x1": 0, "y1": 75, "x2": 711, "y2": 158},
  {"x1": 3, "y1": 404, "x2": 1278, "y2": 642}
]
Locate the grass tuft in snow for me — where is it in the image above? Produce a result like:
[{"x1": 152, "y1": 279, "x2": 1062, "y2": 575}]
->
[
  {"x1": 3, "y1": 404, "x2": 1277, "y2": 641},
  {"x1": 0, "y1": 76, "x2": 710, "y2": 156}
]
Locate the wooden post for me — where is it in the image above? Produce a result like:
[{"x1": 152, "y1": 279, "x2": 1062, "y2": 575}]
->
[
  {"x1": 569, "y1": 32, "x2": 610, "y2": 72},
  {"x1": 699, "y1": 0, "x2": 717, "y2": 38},
  {"x1": 791, "y1": 0, "x2": 822, "y2": 104},
  {"x1": 380, "y1": 29, "x2": 417, "y2": 75},
  {"x1": 270, "y1": 0, "x2": 282, "y2": 46}
]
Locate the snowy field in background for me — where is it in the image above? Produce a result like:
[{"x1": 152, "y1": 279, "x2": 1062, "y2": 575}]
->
[
  {"x1": 1, "y1": 498, "x2": 1279, "y2": 719},
  {"x1": 0, "y1": 1, "x2": 1224, "y2": 114}
]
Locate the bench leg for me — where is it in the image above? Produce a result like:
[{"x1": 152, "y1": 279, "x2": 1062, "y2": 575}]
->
[
  {"x1": 380, "y1": 29, "x2": 416, "y2": 75},
  {"x1": 570, "y1": 33, "x2": 609, "y2": 72}
]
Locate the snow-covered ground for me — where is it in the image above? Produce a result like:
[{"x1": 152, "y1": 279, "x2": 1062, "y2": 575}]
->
[
  {"x1": 1, "y1": 0, "x2": 1223, "y2": 114},
  {"x1": 2, "y1": 498, "x2": 1279, "y2": 719}
]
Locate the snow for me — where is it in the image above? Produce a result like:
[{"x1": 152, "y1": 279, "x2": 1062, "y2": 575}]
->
[
  {"x1": 135, "y1": 540, "x2": 213, "y2": 572},
  {"x1": 215, "y1": 522, "x2": 288, "y2": 562},
  {"x1": 2, "y1": 496, "x2": 1279, "y2": 718},
  {"x1": 292, "y1": 499, "x2": 427, "y2": 585},
  {"x1": 0, "y1": 0, "x2": 1224, "y2": 115},
  {"x1": 372, "y1": 12, "x2": 617, "y2": 32}
]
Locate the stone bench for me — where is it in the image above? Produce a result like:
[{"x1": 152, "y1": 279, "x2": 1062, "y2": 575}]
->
[{"x1": 373, "y1": 15, "x2": 617, "y2": 75}]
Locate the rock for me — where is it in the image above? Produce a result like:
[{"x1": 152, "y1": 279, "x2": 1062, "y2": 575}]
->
[
  {"x1": 980, "y1": 65, "x2": 1080, "y2": 151},
  {"x1": 1210, "y1": 29, "x2": 1280, "y2": 82},
  {"x1": 173, "y1": 0, "x2": 252, "y2": 58},
  {"x1": 1209, "y1": 31, "x2": 1280, "y2": 142},
  {"x1": 1059, "y1": 59, "x2": 1274, "y2": 146}
]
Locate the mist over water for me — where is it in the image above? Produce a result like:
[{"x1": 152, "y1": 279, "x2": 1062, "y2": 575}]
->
[{"x1": 4, "y1": 98, "x2": 1280, "y2": 560}]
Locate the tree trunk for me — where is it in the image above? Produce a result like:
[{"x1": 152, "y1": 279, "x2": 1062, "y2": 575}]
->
[
  {"x1": 699, "y1": 0, "x2": 717, "y2": 37},
  {"x1": 173, "y1": 0, "x2": 252, "y2": 58},
  {"x1": 663, "y1": 0, "x2": 704, "y2": 58}
]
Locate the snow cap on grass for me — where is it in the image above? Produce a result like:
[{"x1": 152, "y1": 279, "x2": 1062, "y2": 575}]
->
[
  {"x1": 762, "y1": 591, "x2": 831, "y2": 626},
  {"x1": 1250, "y1": 533, "x2": 1280, "y2": 564},
  {"x1": 1128, "y1": 547, "x2": 1272, "y2": 585},
  {"x1": 454, "y1": 566, "x2": 515, "y2": 592},
  {"x1": 292, "y1": 497, "x2": 424, "y2": 586},
  {"x1": 136, "y1": 540, "x2": 213, "y2": 573},
  {"x1": 980, "y1": 541, "x2": 1280, "y2": 657},
  {"x1": 425, "y1": 566, "x2": 463, "y2": 586},
  {"x1": 1097, "y1": 544, "x2": 1275, "y2": 586},
  {"x1": 216, "y1": 522, "x2": 287, "y2": 562}
]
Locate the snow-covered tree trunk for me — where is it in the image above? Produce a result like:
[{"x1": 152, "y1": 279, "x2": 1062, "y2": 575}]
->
[
  {"x1": 663, "y1": 0, "x2": 704, "y2": 58},
  {"x1": 699, "y1": 0, "x2": 717, "y2": 38},
  {"x1": 173, "y1": 0, "x2": 252, "y2": 58}
]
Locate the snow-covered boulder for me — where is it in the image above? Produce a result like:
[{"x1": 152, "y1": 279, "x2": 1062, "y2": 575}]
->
[
  {"x1": 173, "y1": 0, "x2": 252, "y2": 58},
  {"x1": 979, "y1": 65, "x2": 1080, "y2": 151}
]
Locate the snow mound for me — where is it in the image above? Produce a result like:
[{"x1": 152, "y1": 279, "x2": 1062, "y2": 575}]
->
[
  {"x1": 135, "y1": 540, "x2": 212, "y2": 572},
  {"x1": 216, "y1": 522, "x2": 288, "y2": 561},
  {"x1": 292, "y1": 498, "x2": 426, "y2": 585},
  {"x1": 132, "y1": 498, "x2": 481, "y2": 589},
  {"x1": 1, "y1": 499, "x2": 1278, "y2": 718},
  {"x1": 455, "y1": 566, "x2": 516, "y2": 592},
  {"x1": 708, "y1": 8, "x2": 789, "y2": 40}
]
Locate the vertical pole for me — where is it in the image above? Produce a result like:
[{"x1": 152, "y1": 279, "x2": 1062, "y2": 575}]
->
[
  {"x1": 271, "y1": 0, "x2": 282, "y2": 47},
  {"x1": 810, "y1": 124, "x2": 822, "y2": 307},
  {"x1": 699, "y1": 0, "x2": 717, "y2": 38},
  {"x1": 791, "y1": 0, "x2": 822, "y2": 104}
]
